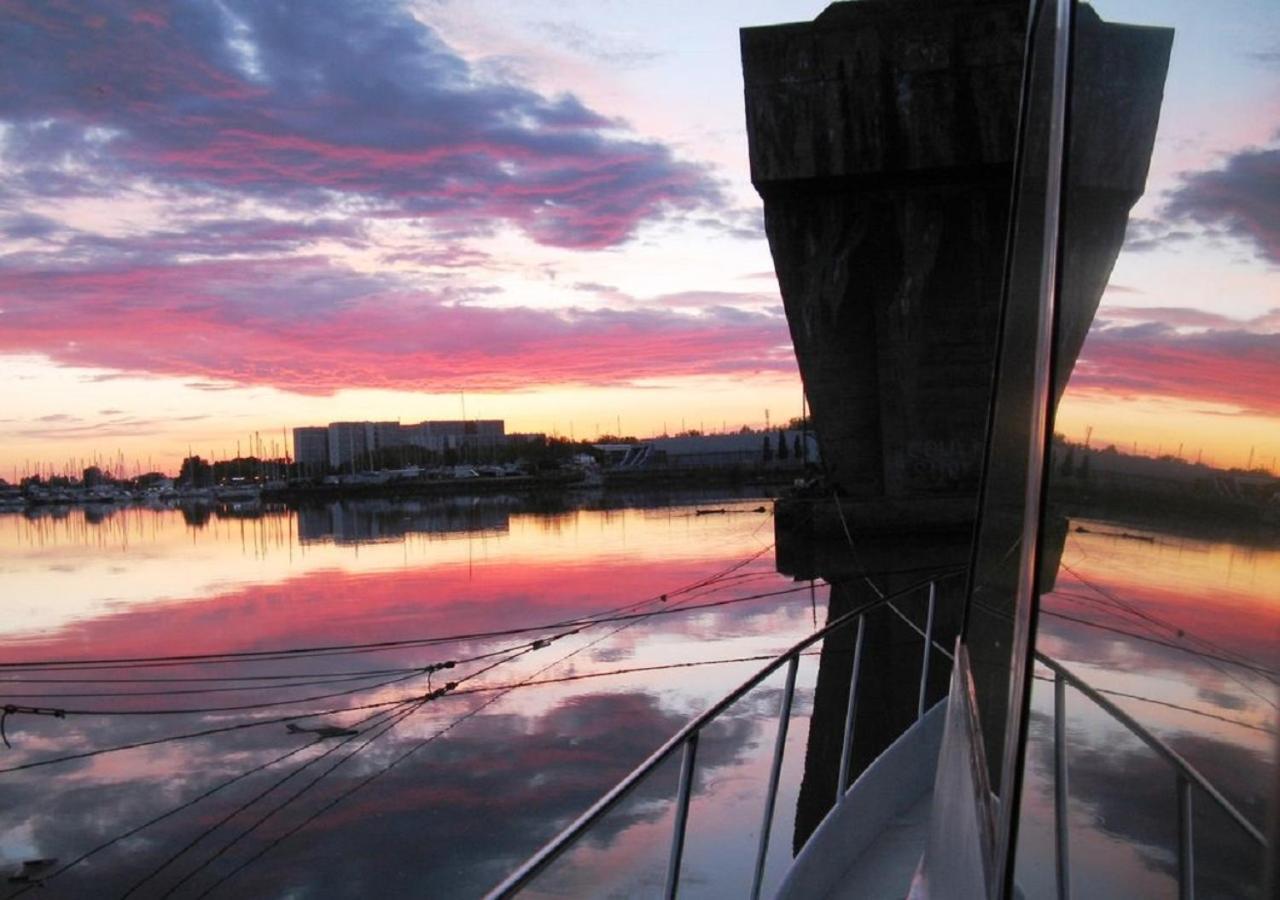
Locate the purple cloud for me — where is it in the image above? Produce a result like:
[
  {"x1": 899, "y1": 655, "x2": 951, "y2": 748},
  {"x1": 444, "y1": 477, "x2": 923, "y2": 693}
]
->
[
  {"x1": 1128, "y1": 145, "x2": 1280, "y2": 264},
  {"x1": 0, "y1": 0, "x2": 720, "y2": 249}
]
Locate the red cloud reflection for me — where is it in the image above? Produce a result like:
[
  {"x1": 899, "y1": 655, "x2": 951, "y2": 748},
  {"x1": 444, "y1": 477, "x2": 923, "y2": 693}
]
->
[{"x1": 1, "y1": 556, "x2": 787, "y2": 670}]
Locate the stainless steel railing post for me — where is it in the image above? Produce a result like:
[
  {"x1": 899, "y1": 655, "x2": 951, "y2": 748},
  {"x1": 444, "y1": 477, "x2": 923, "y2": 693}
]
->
[
  {"x1": 1177, "y1": 774, "x2": 1194, "y2": 900},
  {"x1": 836, "y1": 615, "x2": 865, "y2": 803},
  {"x1": 1053, "y1": 673, "x2": 1070, "y2": 899},
  {"x1": 917, "y1": 582, "x2": 936, "y2": 720},
  {"x1": 750, "y1": 655, "x2": 799, "y2": 900},
  {"x1": 665, "y1": 732, "x2": 700, "y2": 899}
]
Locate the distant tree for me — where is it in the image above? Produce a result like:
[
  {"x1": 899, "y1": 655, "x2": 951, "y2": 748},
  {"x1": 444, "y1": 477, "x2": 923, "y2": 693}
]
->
[
  {"x1": 777, "y1": 430, "x2": 789, "y2": 461},
  {"x1": 1077, "y1": 453, "x2": 1091, "y2": 481},
  {"x1": 178, "y1": 455, "x2": 213, "y2": 487},
  {"x1": 1059, "y1": 446, "x2": 1076, "y2": 477},
  {"x1": 793, "y1": 434, "x2": 803, "y2": 461},
  {"x1": 762, "y1": 435, "x2": 773, "y2": 463},
  {"x1": 82, "y1": 465, "x2": 104, "y2": 487}
]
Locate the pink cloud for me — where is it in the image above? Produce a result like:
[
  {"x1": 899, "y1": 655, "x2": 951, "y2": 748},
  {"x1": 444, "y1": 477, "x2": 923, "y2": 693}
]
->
[
  {"x1": 0, "y1": 258, "x2": 793, "y2": 393},
  {"x1": 1069, "y1": 321, "x2": 1280, "y2": 416}
]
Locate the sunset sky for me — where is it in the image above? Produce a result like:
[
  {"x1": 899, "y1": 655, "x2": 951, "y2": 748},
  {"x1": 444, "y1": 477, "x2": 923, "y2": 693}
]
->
[{"x1": 1, "y1": 0, "x2": 1276, "y2": 476}]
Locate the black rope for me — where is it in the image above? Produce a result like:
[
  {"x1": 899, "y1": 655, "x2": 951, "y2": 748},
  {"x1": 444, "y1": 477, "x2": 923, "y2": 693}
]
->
[
  {"x1": 150, "y1": 641, "x2": 549, "y2": 898},
  {"x1": 190, "y1": 562, "x2": 825, "y2": 895},
  {"x1": 1, "y1": 705, "x2": 65, "y2": 749},
  {"x1": 0, "y1": 585, "x2": 824, "y2": 717},
  {"x1": 0, "y1": 546, "x2": 781, "y2": 673}
]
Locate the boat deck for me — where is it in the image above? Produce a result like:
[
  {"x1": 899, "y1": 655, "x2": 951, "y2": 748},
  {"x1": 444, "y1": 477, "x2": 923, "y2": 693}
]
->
[
  {"x1": 825, "y1": 790, "x2": 931, "y2": 899},
  {"x1": 775, "y1": 701, "x2": 944, "y2": 900}
]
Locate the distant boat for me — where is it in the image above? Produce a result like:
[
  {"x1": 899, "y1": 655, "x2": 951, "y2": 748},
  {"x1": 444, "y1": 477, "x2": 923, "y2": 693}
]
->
[{"x1": 214, "y1": 484, "x2": 262, "y2": 502}]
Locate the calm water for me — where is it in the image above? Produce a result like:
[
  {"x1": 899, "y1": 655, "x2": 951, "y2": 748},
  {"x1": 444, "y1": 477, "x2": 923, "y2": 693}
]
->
[
  {"x1": 0, "y1": 496, "x2": 1275, "y2": 898},
  {"x1": 0, "y1": 494, "x2": 826, "y2": 898},
  {"x1": 1023, "y1": 520, "x2": 1279, "y2": 899}
]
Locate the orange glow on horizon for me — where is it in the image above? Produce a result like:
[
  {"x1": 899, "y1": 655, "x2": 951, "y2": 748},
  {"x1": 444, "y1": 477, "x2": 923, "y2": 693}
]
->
[{"x1": 1055, "y1": 389, "x2": 1280, "y2": 474}]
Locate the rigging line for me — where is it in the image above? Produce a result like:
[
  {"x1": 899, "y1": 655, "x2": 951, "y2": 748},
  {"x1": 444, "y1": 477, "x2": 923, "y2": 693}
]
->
[
  {"x1": 0, "y1": 670, "x2": 411, "y2": 700},
  {"x1": 188, "y1": 574, "x2": 734, "y2": 896},
  {"x1": 194, "y1": 560, "x2": 935, "y2": 896},
  {"x1": 830, "y1": 491, "x2": 889, "y2": 600},
  {"x1": 1057, "y1": 560, "x2": 1272, "y2": 674},
  {"x1": 121, "y1": 638, "x2": 547, "y2": 898},
  {"x1": 158, "y1": 639, "x2": 560, "y2": 898},
  {"x1": 442, "y1": 649, "x2": 827, "y2": 697},
  {"x1": 185, "y1": 688, "x2": 436, "y2": 898},
  {"x1": 3, "y1": 589, "x2": 802, "y2": 692},
  {"x1": 1046, "y1": 590, "x2": 1280, "y2": 679},
  {"x1": 15, "y1": 640, "x2": 566, "y2": 897},
  {"x1": 6, "y1": 696, "x2": 416, "y2": 900},
  {"x1": 194, "y1": 613, "x2": 647, "y2": 897},
  {"x1": 0, "y1": 707, "x2": 374, "y2": 777},
  {"x1": 121, "y1": 699, "x2": 421, "y2": 900},
  {"x1": 884, "y1": 601, "x2": 956, "y2": 662},
  {"x1": 969, "y1": 596, "x2": 1280, "y2": 710},
  {"x1": 1059, "y1": 556, "x2": 1261, "y2": 665},
  {"x1": 0, "y1": 566, "x2": 942, "y2": 687},
  {"x1": 0, "y1": 544, "x2": 781, "y2": 673},
  {"x1": 0, "y1": 639, "x2": 534, "y2": 707},
  {"x1": 830, "y1": 493, "x2": 965, "y2": 665},
  {"x1": 2, "y1": 662, "x2": 455, "y2": 718},
  {"x1": 1054, "y1": 570, "x2": 1279, "y2": 713},
  {"x1": 0, "y1": 585, "x2": 823, "y2": 719},
  {"x1": 1040, "y1": 608, "x2": 1280, "y2": 678},
  {"x1": 429, "y1": 647, "x2": 1278, "y2": 738},
  {"x1": 1029, "y1": 672, "x2": 1275, "y2": 736},
  {"x1": 0, "y1": 632, "x2": 576, "y2": 775},
  {"x1": 0, "y1": 666, "x2": 426, "y2": 685},
  {"x1": 2, "y1": 737, "x2": 330, "y2": 900},
  {"x1": 0, "y1": 580, "x2": 827, "y2": 769},
  {"x1": 0, "y1": 571, "x2": 949, "y2": 685}
]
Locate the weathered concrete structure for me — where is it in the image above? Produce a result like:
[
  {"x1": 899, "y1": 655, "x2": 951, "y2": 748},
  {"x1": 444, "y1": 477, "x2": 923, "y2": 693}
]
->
[
  {"x1": 743, "y1": 0, "x2": 1171, "y2": 520},
  {"x1": 744, "y1": 0, "x2": 1026, "y2": 508},
  {"x1": 743, "y1": 0, "x2": 1172, "y2": 845}
]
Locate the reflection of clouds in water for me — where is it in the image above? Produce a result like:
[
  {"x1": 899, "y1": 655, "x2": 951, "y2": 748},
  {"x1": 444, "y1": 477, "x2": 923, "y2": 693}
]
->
[
  {"x1": 1024, "y1": 708, "x2": 1270, "y2": 899},
  {"x1": 590, "y1": 646, "x2": 634, "y2": 664},
  {"x1": 0, "y1": 498, "x2": 800, "y2": 896},
  {"x1": 0, "y1": 690, "x2": 763, "y2": 897},
  {"x1": 1037, "y1": 609, "x2": 1276, "y2": 738},
  {"x1": 1196, "y1": 685, "x2": 1251, "y2": 712}
]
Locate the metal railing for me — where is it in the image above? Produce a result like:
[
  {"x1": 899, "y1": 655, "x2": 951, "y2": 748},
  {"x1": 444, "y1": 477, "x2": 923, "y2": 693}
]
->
[
  {"x1": 485, "y1": 575, "x2": 953, "y2": 899},
  {"x1": 1036, "y1": 653, "x2": 1268, "y2": 900}
]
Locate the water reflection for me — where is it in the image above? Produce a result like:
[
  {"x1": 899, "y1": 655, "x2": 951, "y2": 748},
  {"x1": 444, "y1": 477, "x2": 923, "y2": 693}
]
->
[
  {"x1": 1015, "y1": 0, "x2": 1279, "y2": 893},
  {"x1": 0, "y1": 494, "x2": 824, "y2": 897},
  {"x1": 1, "y1": 490, "x2": 1273, "y2": 896},
  {"x1": 296, "y1": 498, "x2": 513, "y2": 545}
]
